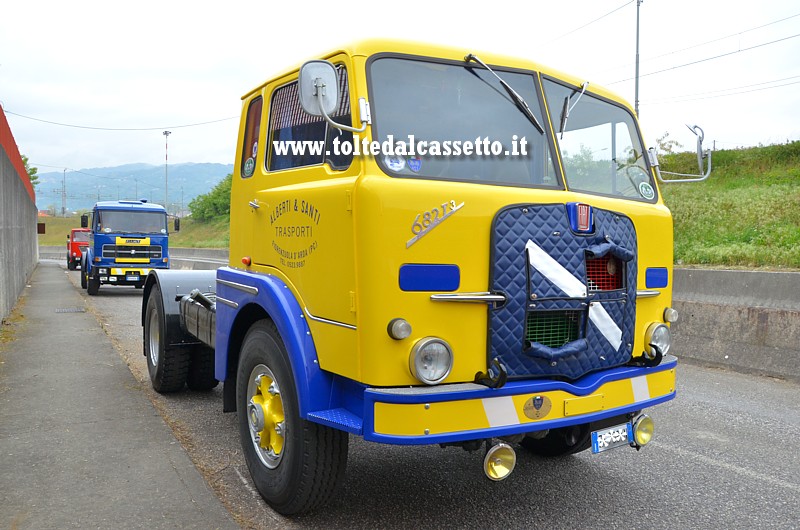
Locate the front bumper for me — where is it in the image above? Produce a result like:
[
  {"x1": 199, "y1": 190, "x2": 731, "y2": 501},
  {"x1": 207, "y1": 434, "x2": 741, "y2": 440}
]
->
[
  {"x1": 308, "y1": 355, "x2": 677, "y2": 445},
  {"x1": 99, "y1": 267, "x2": 162, "y2": 285}
]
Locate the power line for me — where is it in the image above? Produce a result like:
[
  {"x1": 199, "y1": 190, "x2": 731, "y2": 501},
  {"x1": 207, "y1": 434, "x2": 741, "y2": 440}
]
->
[
  {"x1": 642, "y1": 78, "x2": 800, "y2": 105},
  {"x1": 591, "y1": 11, "x2": 800, "y2": 76},
  {"x1": 607, "y1": 32, "x2": 800, "y2": 85},
  {"x1": 643, "y1": 12, "x2": 800, "y2": 63},
  {"x1": 643, "y1": 74, "x2": 800, "y2": 102},
  {"x1": 4, "y1": 110, "x2": 236, "y2": 131},
  {"x1": 547, "y1": 1, "x2": 634, "y2": 43}
]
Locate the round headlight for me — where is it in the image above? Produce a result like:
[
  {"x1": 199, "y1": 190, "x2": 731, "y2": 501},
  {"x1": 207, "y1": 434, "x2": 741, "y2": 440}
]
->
[
  {"x1": 632, "y1": 414, "x2": 654, "y2": 447},
  {"x1": 644, "y1": 323, "x2": 671, "y2": 358},
  {"x1": 409, "y1": 337, "x2": 453, "y2": 385}
]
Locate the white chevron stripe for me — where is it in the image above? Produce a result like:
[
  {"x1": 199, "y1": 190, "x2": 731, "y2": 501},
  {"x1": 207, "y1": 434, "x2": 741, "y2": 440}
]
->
[
  {"x1": 631, "y1": 376, "x2": 650, "y2": 402},
  {"x1": 589, "y1": 302, "x2": 623, "y2": 351},
  {"x1": 526, "y1": 239, "x2": 622, "y2": 351},
  {"x1": 525, "y1": 240, "x2": 586, "y2": 298},
  {"x1": 481, "y1": 396, "x2": 520, "y2": 427}
]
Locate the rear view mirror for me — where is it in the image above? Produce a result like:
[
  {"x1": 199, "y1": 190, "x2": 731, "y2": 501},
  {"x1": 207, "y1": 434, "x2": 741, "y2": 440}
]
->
[
  {"x1": 80, "y1": 214, "x2": 89, "y2": 228},
  {"x1": 298, "y1": 60, "x2": 339, "y2": 117},
  {"x1": 174, "y1": 218, "x2": 180, "y2": 232},
  {"x1": 297, "y1": 60, "x2": 369, "y2": 134}
]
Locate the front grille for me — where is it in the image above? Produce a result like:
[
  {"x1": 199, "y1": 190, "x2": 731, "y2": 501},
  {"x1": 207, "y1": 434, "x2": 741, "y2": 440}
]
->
[
  {"x1": 525, "y1": 310, "x2": 581, "y2": 348},
  {"x1": 102, "y1": 244, "x2": 162, "y2": 260},
  {"x1": 586, "y1": 255, "x2": 624, "y2": 292}
]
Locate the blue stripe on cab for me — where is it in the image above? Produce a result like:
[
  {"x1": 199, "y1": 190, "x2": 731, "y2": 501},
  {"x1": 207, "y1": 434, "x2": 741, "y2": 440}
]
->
[
  {"x1": 399, "y1": 264, "x2": 460, "y2": 292},
  {"x1": 645, "y1": 267, "x2": 669, "y2": 288}
]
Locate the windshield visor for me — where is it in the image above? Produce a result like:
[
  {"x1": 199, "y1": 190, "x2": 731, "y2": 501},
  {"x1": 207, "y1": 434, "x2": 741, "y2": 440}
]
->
[
  {"x1": 543, "y1": 78, "x2": 656, "y2": 202},
  {"x1": 368, "y1": 56, "x2": 559, "y2": 188}
]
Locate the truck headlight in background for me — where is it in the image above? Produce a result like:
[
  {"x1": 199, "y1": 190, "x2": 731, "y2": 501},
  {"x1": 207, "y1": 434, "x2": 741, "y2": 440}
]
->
[
  {"x1": 644, "y1": 323, "x2": 671, "y2": 358},
  {"x1": 409, "y1": 337, "x2": 453, "y2": 385}
]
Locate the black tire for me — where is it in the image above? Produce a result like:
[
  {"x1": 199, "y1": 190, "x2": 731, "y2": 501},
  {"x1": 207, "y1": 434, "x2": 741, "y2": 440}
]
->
[
  {"x1": 186, "y1": 345, "x2": 219, "y2": 391},
  {"x1": 144, "y1": 285, "x2": 189, "y2": 393},
  {"x1": 519, "y1": 424, "x2": 591, "y2": 457},
  {"x1": 87, "y1": 276, "x2": 100, "y2": 296},
  {"x1": 80, "y1": 259, "x2": 88, "y2": 289},
  {"x1": 237, "y1": 320, "x2": 348, "y2": 515},
  {"x1": 67, "y1": 259, "x2": 75, "y2": 271}
]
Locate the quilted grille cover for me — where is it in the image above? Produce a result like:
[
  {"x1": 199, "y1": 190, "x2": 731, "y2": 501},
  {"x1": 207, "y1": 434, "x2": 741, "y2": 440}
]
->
[{"x1": 489, "y1": 204, "x2": 638, "y2": 380}]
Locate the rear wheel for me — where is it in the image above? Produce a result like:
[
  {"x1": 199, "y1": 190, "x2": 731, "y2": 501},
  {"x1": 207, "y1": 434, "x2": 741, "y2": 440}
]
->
[
  {"x1": 186, "y1": 345, "x2": 218, "y2": 391},
  {"x1": 237, "y1": 320, "x2": 348, "y2": 515},
  {"x1": 144, "y1": 285, "x2": 189, "y2": 392},
  {"x1": 520, "y1": 424, "x2": 591, "y2": 457}
]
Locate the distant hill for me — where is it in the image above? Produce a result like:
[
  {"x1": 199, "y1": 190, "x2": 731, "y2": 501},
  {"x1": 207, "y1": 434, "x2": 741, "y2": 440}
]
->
[{"x1": 35, "y1": 162, "x2": 233, "y2": 215}]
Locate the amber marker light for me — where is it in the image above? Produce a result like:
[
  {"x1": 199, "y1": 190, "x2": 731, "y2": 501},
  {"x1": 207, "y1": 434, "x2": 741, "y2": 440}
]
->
[{"x1": 242, "y1": 256, "x2": 252, "y2": 266}]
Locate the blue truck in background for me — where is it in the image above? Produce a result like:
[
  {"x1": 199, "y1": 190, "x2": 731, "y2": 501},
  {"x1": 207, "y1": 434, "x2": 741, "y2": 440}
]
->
[{"x1": 80, "y1": 200, "x2": 177, "y2": 295}]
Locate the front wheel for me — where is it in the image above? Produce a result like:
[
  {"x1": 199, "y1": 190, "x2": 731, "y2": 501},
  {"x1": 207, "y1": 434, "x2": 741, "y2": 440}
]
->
[
  {"x1": 80, "y1": 258, "x2": 88, "y2": 289},
  {"x1": 87, "y1": 275, "x2": 100, "y2": 295},
  {"x1": 237, "y1": 320, "x2": 348, "y2": 515},
  {"x1": 144, "y1": 285, "x2": 189, "y2": 392}
]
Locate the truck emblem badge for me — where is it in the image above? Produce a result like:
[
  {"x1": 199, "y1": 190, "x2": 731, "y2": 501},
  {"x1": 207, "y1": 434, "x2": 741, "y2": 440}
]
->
[
  {"x1": 523, "y1": 395, "x2": 552, "y2": 419},
  {"x1": 407, "y1": 200, "x2": 465, "y2": 248},
  {"x1": 577, "y1": 204, "x2": 591, "y2": 231},
  {"x1": 566, "y1": 202, "x2": 593, "y2": 233}
]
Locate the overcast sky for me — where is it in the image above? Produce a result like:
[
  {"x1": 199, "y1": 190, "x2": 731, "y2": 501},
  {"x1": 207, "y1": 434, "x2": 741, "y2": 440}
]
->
[{"x1": 2, "y1": 0, "x2": 799, "y2": 176}]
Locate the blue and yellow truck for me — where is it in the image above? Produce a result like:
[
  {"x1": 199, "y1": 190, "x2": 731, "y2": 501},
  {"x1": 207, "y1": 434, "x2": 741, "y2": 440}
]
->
[
  {"x1": 141, "y1": 40, "x2": 710, "y2": 515},
  {"x1": 81, "y1": 199, "x2": 173, "y2": 295}
]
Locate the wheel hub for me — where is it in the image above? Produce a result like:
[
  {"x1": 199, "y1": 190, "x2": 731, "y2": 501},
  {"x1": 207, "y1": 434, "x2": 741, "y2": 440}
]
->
[{"x1": 247, "y1": 365, "x2": 285, "y2": 469}]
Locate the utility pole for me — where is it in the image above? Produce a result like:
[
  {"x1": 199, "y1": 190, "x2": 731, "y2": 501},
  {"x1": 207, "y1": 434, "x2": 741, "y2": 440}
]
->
[
  {"x1": 635, "y1": 0, "x2": 643, "y2": 118},
  {"x1": 62, "y1": 168, "x2": 66, "y2": 217},
  {"x1": 163, "y1": 130, "x2": 171, "y2": 213}
]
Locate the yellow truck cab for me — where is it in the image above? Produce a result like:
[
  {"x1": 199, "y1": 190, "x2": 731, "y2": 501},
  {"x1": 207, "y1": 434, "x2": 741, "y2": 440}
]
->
[{"x1": 142, "y1": 39, "x2": 709, "y2": 515}]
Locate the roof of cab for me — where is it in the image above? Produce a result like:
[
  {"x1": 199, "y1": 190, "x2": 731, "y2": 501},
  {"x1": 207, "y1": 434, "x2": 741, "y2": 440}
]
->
[
  {"x1": 94, "y1": 200, "x2": 166, "y2": 212},
  {"x1": 240, "y1": 38, "x2": 632, "y2": 113}
]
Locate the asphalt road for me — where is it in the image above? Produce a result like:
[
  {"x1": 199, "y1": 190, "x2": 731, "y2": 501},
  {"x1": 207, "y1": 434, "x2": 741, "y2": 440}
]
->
[{"x1": 60, "y1": 263, "x2": 800, "y2": 529}]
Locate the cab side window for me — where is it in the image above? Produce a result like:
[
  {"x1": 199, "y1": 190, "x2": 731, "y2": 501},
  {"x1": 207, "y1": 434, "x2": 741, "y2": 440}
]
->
[
  {"x1": 267, "y1": 65, "x2": 353, "y2": 171},
  {"x1": 240, "y1": 97, "x2": 263, "y2": 178}
]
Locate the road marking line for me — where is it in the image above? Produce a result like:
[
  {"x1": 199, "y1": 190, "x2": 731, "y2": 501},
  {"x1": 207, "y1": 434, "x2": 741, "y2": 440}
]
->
[{"x1": 653, "y1": 441, "x2": 800, "y2": 494}]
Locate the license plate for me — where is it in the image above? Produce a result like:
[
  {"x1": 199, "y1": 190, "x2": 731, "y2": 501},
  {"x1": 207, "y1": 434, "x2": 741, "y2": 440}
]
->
[
  {"x1": 127, "y1": 275, "x2": 139, "y2": 281},
  {"x1": 591, "y1": 422, "x2": 633, "y2": 454}
]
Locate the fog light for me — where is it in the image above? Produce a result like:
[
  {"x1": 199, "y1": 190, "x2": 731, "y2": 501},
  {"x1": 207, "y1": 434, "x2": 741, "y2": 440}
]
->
[
  {"x1": 484, "y1": 442, "x2": 516, "y2": 481},
  {"x1": 644, "y1": 323, "x2": 671, "y2": 358},
  {"x1": 387, "y1": 318, "x2": 412, "y2": 340},
  {"x1": 409, "y1": 337, "x2": 452, "y2": 385},
  {"x1": 663, "y1": 307, "x2": 679, "y2": 323},
  {"x1": 632, "y1": 414, "x2": 654, "y2": 447}
]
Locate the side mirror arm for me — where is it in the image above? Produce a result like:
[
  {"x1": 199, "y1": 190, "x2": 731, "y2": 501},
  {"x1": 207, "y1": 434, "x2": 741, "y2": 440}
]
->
[{"x1": 649, "y1": 125, "x2": 712, "y2": 183}]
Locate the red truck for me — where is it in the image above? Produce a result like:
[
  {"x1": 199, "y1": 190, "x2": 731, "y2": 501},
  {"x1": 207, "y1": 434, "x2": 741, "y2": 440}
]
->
[{"x1": 66, "y1": 228, "x2": 90, "y2": 270}]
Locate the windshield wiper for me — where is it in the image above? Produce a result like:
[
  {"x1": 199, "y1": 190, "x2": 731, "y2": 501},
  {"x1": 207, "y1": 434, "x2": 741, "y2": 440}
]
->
[
  {"x1": 559, "y1": 81, "x2": 589, "y2": 139},
  {"x1": 464, "y1": 53, "x2": 544, "y2": 134}
]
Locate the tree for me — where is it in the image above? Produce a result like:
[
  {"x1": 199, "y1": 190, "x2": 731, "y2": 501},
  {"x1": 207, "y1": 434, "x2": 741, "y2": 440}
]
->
[
  {"x1": 656, "y1": 132, "x2": 683, "y2": 155},
  {"x1": 188, "y1": 173, "x2": 232, "y2": 221},
  {"x1": 21, "y1": 155, "x2": 39, "y2": 189}
]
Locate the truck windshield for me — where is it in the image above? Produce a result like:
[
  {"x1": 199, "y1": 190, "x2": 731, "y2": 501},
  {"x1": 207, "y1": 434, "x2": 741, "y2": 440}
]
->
[
  {"x1": 368, "y1": 56, "x2": 559, "y2": 188},
  {"x1": 72, "y1": 231, "x2": 90, "y2": 243},
  {"x1": 542, "y1": 78, "x2": 656, "y2": 201},
  {"x1": 97, "y1": 211, "x2": 167, "y2": 234}
]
